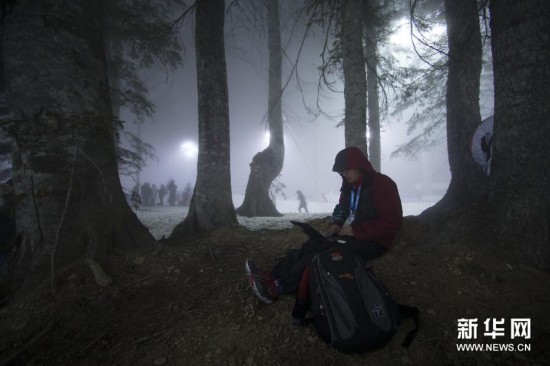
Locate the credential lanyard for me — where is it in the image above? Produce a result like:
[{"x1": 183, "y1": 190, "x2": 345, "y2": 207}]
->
[{"x1": 348, "y1": 185, "x2": 361, "y2": 222}]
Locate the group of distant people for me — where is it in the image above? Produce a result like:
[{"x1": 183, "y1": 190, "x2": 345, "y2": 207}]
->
[{"x1": 130, "y1": 180, "x2": 193, "y2": 210}]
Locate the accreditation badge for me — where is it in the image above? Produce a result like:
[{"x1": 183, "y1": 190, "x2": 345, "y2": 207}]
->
[{"x1": 344, "y1": 211, "x2": 355, "y2": 227}]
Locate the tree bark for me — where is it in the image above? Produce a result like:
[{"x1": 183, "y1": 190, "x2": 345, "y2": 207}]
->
[
  {"x1": 419, "y1": 0, "x2": 486, "y2": 221},
  {"x1": 236, "y1": 0, "x2": 284, "y2": 217},
  {"x1": 363, "y1": 0, "x2": 381, "y2": 171},
  {"x1": 488, "y1": 0, "x2": 550, "y2": 270},
  {"x1": 341, "y1": 0, "x2": 367, "y2": 156},
  {"x1": 169, "y1": 0, "x2": 238, "y2": 237},
  {"x1": 3, "y1": 0, "x2": 155, "y2": 294},
  {"x1": 0, "y1": 13, "x2": 7, "y2": 117}
]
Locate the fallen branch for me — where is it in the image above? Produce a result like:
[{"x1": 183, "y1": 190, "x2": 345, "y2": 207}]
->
[
  {"x1": 80, "y1": 330, "x2": 108, "y2": 353},
  {"x1": 166, "y1": 279, "x2": 208, "y2": 288},
  {"x1": 131, "y1": 330, "x2": 168, "y2": 345},
  {"x1": 122, "y1": 275, "x2": 154, "y2": 288}
]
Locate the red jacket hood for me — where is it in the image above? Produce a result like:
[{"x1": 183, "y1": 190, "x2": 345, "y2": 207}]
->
[{"x1": 332, "y1": 147, "x2": 374, "y2": 174}]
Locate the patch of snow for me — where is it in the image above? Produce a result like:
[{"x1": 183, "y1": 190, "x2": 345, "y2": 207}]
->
[
  {"x1": 236, "y1": 213, "x2": 329, "y2": 232},
  {"x1": 135, "y1": 197, "x2": 436, "y2": 240}
]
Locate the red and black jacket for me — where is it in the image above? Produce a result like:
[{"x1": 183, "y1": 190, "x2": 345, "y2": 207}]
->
[{"x1": 331, "y1": 147, "x2": 402, "y2": 249}]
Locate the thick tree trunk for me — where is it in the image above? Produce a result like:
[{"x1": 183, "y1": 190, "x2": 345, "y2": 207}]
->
[
  {"x1": 236, "y1": 0, "x2": 284, "y2": 218},
  {"x1": 0, "y1": 17, "x2": 6, "y2": 117},
  {"x1": 3, "y1": 0, "x2": 155, "y2": 294},
  {"x1": 363, "y1": 1, "x2": 381, "y2": 171},
  {"x1": 341, "y1": 0, "x2": 367, "y2": 156},
  {"x1": 419, "y1": 0, "x2": 486, "y2": 221},
  {"x1": 106, "y1": 39, "x2": 124, "y2": 119},
  {"x1": 488, "y1": 0, "x2": 550, "y2": 270},
  {"x1": 169, "y1": 0, "x2": 237, "y2": 237}
]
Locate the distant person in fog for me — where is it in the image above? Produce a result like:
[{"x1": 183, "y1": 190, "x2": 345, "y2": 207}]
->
[
  {"x1": 151, "y1": 184, "x2": 158, "y2": 206},
  {"x1": 167, "y1": 179, "x2": 177, "y2": 206},
  {"x1": 130, "y1": 190, "x2": 141, "y2": 210},
  {"x1": 296, "y1": 190, "x2": 309, "y2": 213},
  {"x1": 131, "y1": 183, "x2": 142, "y2": 210},
  {"x1": 141, "y1": 183, "x2": 152, "y2": 207},
  {"x1": 158, "y1": 184, "x2": 167, "y2": 205}
]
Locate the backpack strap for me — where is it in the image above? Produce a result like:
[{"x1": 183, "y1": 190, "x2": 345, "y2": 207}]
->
[
  {"x1": 397, "y1": 304, "x2": 420, "y2": 348},
  {"x1": 291, "y1": 296, "x2": 308, "y2": 325},
  {"x1": 291, "y1": 265, "x2": 311, "y2": 324}
]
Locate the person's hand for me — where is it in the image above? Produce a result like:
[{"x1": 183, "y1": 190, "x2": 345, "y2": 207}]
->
[
  {"x1": 327, "y1": 224, "x2": 341, "y2": 236},
  {"x1": 337, "y1": 226, "x2": 354, "y2": 237}
]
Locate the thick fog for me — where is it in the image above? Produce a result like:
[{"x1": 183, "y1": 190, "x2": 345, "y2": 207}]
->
[{"x1": 118, "y1": 18, "x2": 454, "y2": 205}]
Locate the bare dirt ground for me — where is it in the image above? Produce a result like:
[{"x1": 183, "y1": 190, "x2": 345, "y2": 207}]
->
[{"x1": 0, "y1": 217, "x2": 549, "y2": 366}]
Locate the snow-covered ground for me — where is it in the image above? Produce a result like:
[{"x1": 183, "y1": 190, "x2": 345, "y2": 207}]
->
[{"x1": 135, "y1": 195, "x2": 435, "y2": 240}]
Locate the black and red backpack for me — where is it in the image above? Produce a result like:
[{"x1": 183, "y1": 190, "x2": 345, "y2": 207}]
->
[{"x1": 292, "y1": 244, "x2": 420, "y2": 354}]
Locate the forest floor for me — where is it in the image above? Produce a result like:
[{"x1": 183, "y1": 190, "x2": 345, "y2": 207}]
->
[{"x1": 0, "y1": 216, "x2": 549, "y2": 366}]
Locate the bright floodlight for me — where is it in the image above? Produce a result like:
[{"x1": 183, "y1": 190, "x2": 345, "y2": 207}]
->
[
  {"x1": 390, "y1": 18, "x2": 410, "y2": 46},
  {"x1": 180, "y1": 141, "x2": 198, "y2": 158},
  {"x1": 390, "y1": 18, "x2": 446, "y2": 47}
]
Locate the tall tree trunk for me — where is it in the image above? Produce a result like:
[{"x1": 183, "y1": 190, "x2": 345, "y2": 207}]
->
[
  {"x1": 236, "y1": 0, "x2": 284, "y2": 217},
  {"x1": 363, "y1": 0, "x2": 381, "y2": 171},
  {"x1": 419, "y1": 0, "x2": 485, "y2": 221},
  {"x1": 488, "y1": 0, "x2": 550, "y2": 270},
  {"x1": 341, "y1": 0, "x2": 367, "y2": 156},
  {"x1": 169, "y1": 0, "x2": 237, "y2": 237},
  {"x1": 3, "y1": 0, "x2": 155, "y2": 294},
  {"x1": 0, "y1": 12, "x2": 7, "y2": 117},
  {"x1": 106, "y1": 39, "x2": 124, "y2": 120}
]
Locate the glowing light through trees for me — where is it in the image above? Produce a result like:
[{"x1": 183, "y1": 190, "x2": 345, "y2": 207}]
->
[{"x1": 180, "y1": 141, "x2": 198, "y2": 158}]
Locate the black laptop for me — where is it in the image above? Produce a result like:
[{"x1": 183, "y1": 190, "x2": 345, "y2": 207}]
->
[{"x1": 290, "y1": 220, "x2": 333, "y2": 242}]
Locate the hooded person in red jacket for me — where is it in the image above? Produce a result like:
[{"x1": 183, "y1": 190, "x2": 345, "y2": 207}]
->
[
  {"x1": 245, "y1": 146, "x2": 403, "y2": 304},
  {"x1": 328, "y1": 146, "x2": 402, "y2": 254}
]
